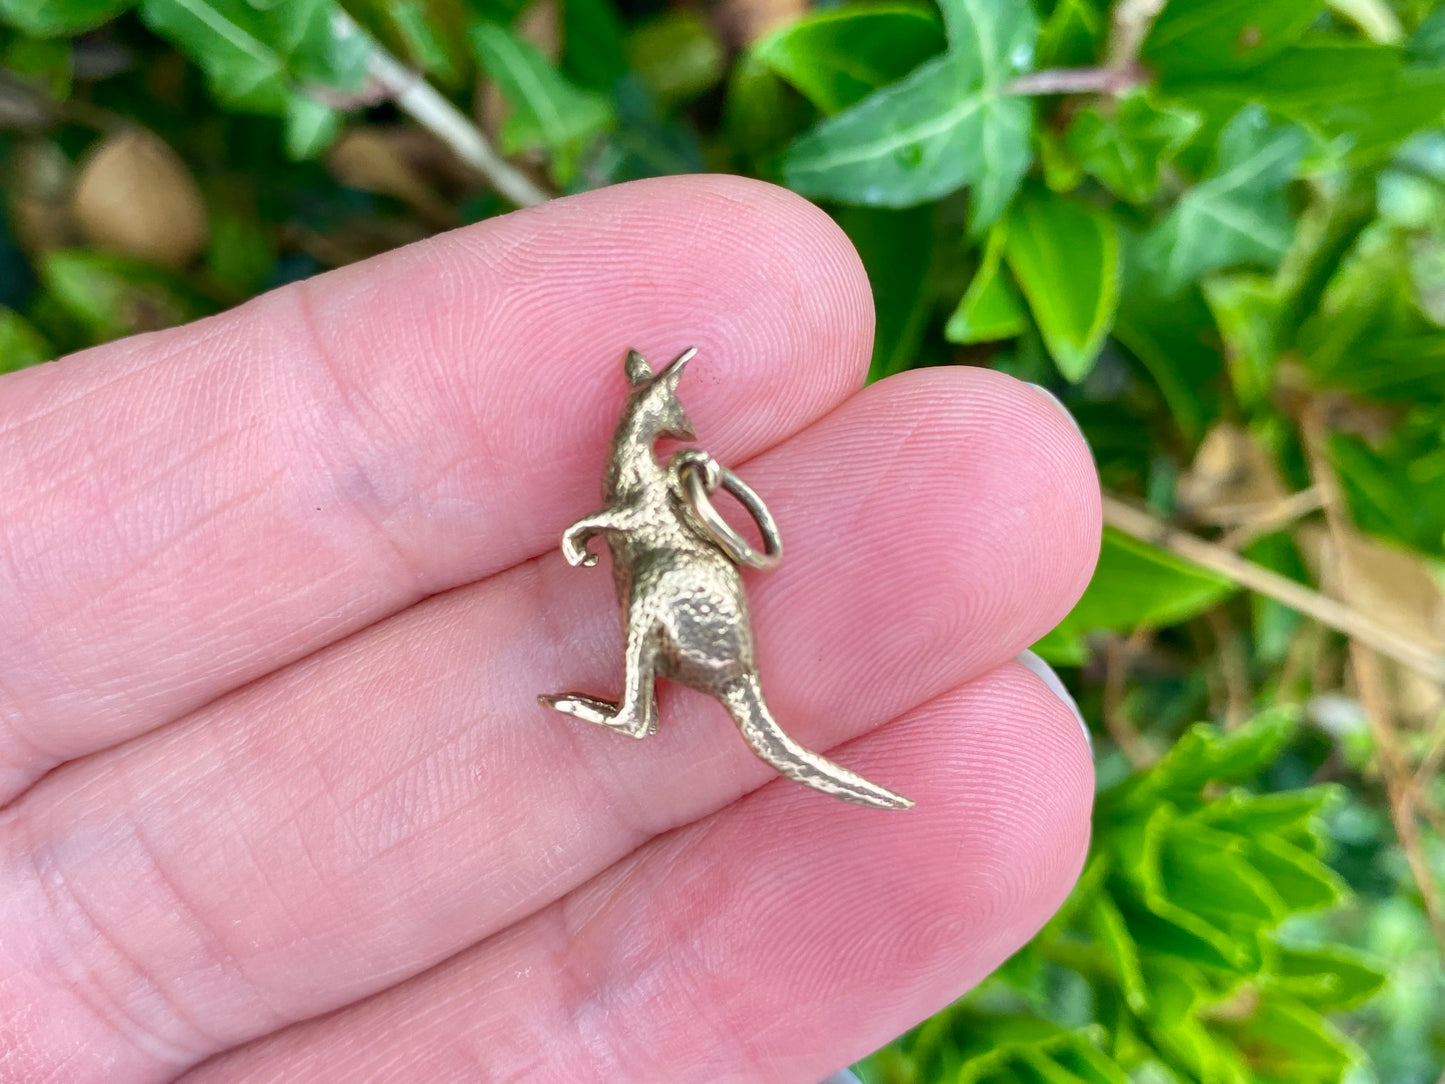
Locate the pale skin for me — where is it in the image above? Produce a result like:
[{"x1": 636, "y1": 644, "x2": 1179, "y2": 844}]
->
[{"x1": 0, "y1": 176, "x2": 1100, "y2": 1082}]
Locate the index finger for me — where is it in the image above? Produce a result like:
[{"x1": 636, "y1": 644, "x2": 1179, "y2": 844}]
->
[{"x1": 0, "y1": 175, "x2": 873, "y2": 804}]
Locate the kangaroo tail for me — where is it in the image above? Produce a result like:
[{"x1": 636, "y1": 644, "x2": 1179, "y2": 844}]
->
[{"x1": 719, "y1": 675, "x2": 913, "y2": 810}]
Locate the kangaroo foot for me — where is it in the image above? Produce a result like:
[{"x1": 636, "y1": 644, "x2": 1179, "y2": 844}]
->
[{"x1": 538, "y1": 693, "x2": 650, "y2": 738}]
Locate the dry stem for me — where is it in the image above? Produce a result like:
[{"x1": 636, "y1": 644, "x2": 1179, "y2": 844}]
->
[
  {"x1": 1300, "y1": 404, "x2": 1445, "y2": 957},
  {"x1": 1102, "y1": 495, "x2": 1445, "y2": 685},
  {"x1": 330, "y1": 13, "x2": 549, "y2": 209}
]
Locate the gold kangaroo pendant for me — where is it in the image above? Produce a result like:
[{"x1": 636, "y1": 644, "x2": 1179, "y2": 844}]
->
[{"x1": 539, "y1": 347, "x2": 912, "y2": 811}]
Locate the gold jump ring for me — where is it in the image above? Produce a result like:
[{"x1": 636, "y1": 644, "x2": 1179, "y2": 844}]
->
[{"x1": 674, "y1": 450, "x2": 783, "y2": 571}]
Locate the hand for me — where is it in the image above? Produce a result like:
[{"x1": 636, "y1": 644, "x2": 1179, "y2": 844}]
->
[{"x1": 0, "y1": 177, "x2": 1100, "y2": 1083}]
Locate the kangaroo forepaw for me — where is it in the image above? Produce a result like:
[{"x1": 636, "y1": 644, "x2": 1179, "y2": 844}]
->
[
  {"x1": 561, "y1": 530, "x2": 599, "y2": 568},
  {"x1": 539, "y1": 693, "x2": 650, "y2": 738}
]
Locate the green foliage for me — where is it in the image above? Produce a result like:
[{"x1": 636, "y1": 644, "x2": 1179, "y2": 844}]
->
[
  {"x1": 4, "y1": 0, "x2": 1445, "y2": 1078},
  {"x1": 861, "y1": 715, "x2": 1383, "y2": 1084},
  {"x1": 471, "y1": 22, "x2": 612, "y2": 180},
  {"x1": 781, "y1": 0, "x2": 1036, "y2": 228}
]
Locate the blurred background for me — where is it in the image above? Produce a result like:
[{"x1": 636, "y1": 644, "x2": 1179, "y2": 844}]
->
[{"x1": 2, "y1": 0, "x2": 1445, "y2": 1080}]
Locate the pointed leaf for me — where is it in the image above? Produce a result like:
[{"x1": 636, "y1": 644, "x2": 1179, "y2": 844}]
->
[
  {"x1": 0, "y1": 306, "x2": 53, "y2": 372},
  {"x1": 946, "y1": 224, "x2": 1027, "y2": 344},
  {"x1": 752, "y1": 3, "x2": 945, "y2": 114},
  {"x1": 1067, "y1": 92, "x2": 1201, "y2": 204},
  {"x1": 1031, "y1": 527, "x2": 1235, "y2": 665},
  {"x1": 471, "y1": 22, "x2": 613, "y2": 160},
  {"x1": 1003, "y1": 189, "x2": 1119, "y2": 381},
  {"x1": 1137, "y1": 106, "x2": 1305, "y2": 296},
  {"x1": 782, "y1": 0, "x2": 1036, "y2": 227},
  {"x1": 1142, "y1": 0, "x2": 1325, "y2": 83},
  {"x1": 0, "y1": 0, "x2": 132, "y2": 37}
]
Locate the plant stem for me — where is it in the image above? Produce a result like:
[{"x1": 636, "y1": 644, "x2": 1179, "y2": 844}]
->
[
  {"x1": 330, "y1": 12, "x2": 550, "y2": 209},
  {"x1": 1101, "y1": 494, "x2": 1445, "y2": 685},
  {"x1": 1298, "y1": 404, "x2": 1445, "y2": 960},
  {"x1": 1004, "y1": 64, "x2": 1146, "y2": 97}
]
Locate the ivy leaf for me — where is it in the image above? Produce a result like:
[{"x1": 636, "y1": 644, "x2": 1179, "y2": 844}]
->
[
  {"x1": 782, "y1": 0, "x2": 1036, "y2": 228},
  {"x1": 0, "y1": 306, "x2": 53, "y2": 372},
  {"x1": 471, "y1": 22, "x2": 613, "y2": 167},
  {"x1": 1142, "y1": 0, "x2": 1325, "y2": 84},
  {"x1": 752, "y1": 2, "x2": 945, "y2": 114},
  {"x1": 1067, "y1": 92, "x2": 1201, "y2": 204},
  {"x1": 0, "y1": 0, "x2": 133, "y2": 37},
  {"x1": 945, "y1": 223, "x2": 1028, "y2": 344},
  {"x1": 1036, "y1": 0, "x2": 1104, "y2": 68},
  {"x1": 1136, "y1": 106, "x2": 1306, "y2": 297},
  {"x1": 139, "y1": 0, "x2": 367, "y2": 157},
  {"x1": 1002, "y1": 188, "x2": 1119, "y2": 382}
]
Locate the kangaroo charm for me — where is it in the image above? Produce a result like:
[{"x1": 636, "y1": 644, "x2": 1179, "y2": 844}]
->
[{"x1": 539, "y1": 346, "x2": 912, "y2": 811}]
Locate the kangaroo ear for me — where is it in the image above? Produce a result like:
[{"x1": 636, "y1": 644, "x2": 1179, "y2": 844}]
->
[
  {"x1": 659, "y1": 346, "x2": 697, "y2": 388},
  {"x1": 624, "y1": 349, "x2": 654, "y2": 386}
]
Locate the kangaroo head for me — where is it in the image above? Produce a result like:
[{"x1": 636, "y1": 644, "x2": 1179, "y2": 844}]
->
[{"x1": 622, "y1": 347, "x2": 697, "y2": 441}]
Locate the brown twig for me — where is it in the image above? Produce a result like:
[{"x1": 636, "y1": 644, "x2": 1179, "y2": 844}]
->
[
  {"x1": 328, "y1": 12, "x2": 549, "y2": 209},
  {"x1": 1104, "y1": 628, "x2": 1154, "y2": 766},
  {"x1": 1102, "y1": 494, "x2": 1445, "y2": 685},
  {"x1": 1205, "y1": 607, "x2": 1252, "y2": 729},
  {"x1": 1004, "y1": 64, "x2": 1148, "y2": 97},
  {"x1": 1299, "y1": 403, "x2": 1445, "y2": 957}
]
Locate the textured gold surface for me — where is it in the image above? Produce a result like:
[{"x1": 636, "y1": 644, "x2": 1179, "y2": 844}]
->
[{"x1": 539, "y1": 348, "x2": 913, "y2": 810}]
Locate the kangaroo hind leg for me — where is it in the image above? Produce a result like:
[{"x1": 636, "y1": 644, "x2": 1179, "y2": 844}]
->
[
  {"x1": 540, "y1": 615, "x2": 659, "y2": 739},
  {"x1": 719, "y1": 674, "x2": 913, "y2": 810}
]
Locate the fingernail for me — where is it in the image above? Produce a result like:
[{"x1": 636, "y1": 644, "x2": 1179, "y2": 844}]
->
[
  {"x1": 1016, "y1": 648, "x2": 1093, "y2": 757},
  {"x1": 1027, "y1": 383, "x2": 1087, "y2": 444}
]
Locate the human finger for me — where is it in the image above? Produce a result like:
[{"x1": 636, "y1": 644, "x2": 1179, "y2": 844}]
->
[{"x1": 0, "y1": 175, "x2": 872, "y2": 804}]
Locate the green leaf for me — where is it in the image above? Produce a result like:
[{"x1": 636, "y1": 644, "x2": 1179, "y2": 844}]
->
[
  {"x1": 0, "y1": 0, "x2": 132, "y2": 37},
  {"x1": 782, "y1": 0, "x2": 1037, "y2": 228},
  {"x1": 1137, "y1": 106, "x2": 1305, "y2": 296},
  {"x1": 945, "y1": 223, "x2": 1027, "y2": 344},
  {"x1": 1112, "y1": 278, "x2": 1223, "y2": 443},
  {"x1": 561, "y1": 0, "x2": 628, "y2": 92},
  {"x1": 1113, "y1": 712, "x2": 1297, "y2": 807},
  {"x1": 1200, "y1": 271, "x2": 1280, "y2": 409},
  {"x1": 1067, "y1": 92, "x2": 1201, "y2": 204},
  {"x1": 752, "y1": 2, "x2": 945, "y2": 114},
  {"x1": 1088, "y1": 892, "x2": 1150, "y2": 1013},
  {"x1": 471, "y1": 22, "x2": 613, "y2": 162},
  {"x1": 1266, "y1": 943, "x2": 1386, "y2": 1010},
  {"x1": 2, "y1": 32, "x2": 73, "y2": 99},
  {"x1": 627, "y1": 10, "x2": 724, "y2": 106},
  {"x1": 283, "y1": 94, "x2": 341, "y2": 159},
  {"x1": 1244, "y1": 834, "x2": 1345, "y2": 912},
  {"x1": 723, "y1": 52, "x2": 815, "y2": 164},
  {"x1": 839, "y1": 205, "x2": 936, "y2": 382},
  {"x1": 1002, "y1": 189, "x2": 1119, "y2": 382},
  {"x1": 1176, "y1": 40, "x2": 1445, "y2": 165},
  {"x1": 1214, "y1": 994, "x2": 1358, "y2": 1075},
  {"x1": 1142, "y1": 0, "x2": 1326, "y2": 83},
  {"x1": 1036, "y1": 0, "x2": 1105, "y2": 68},
  {"x1": 1196, "y1": 786, "x2": 1338, "y2": 853},
  {"x1": 1031, "y1": 527, "x2": 1235, "y2": 665},
  {"x1": 39, "y1": 249, "x2": 213, "y2": 344},
  {"x1": 140, "y1": 0, "x2": 366, "y2": 150},
  {"x1": 0, "y1": 306, "x2": 53, "y2": 372}
]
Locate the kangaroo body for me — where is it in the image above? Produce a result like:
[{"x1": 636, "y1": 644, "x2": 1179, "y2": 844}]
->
[{"x1": 539, "y1": 348, "x2": 912, "y2": 811}]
